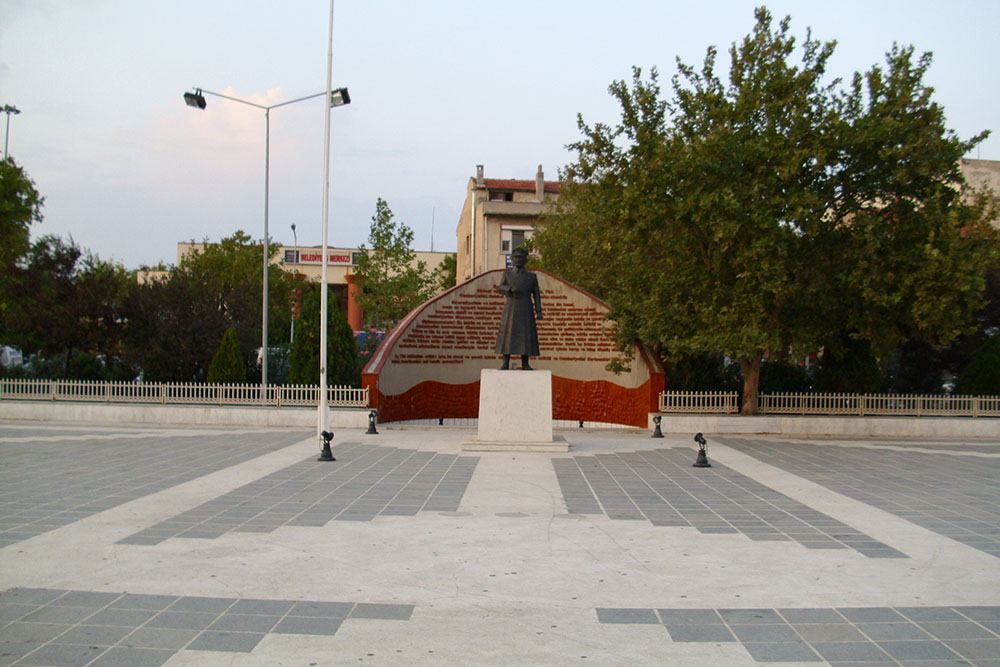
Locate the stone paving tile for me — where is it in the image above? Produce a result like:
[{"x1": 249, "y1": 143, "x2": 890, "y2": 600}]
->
[
  {"x1": 554, "y1": 448, "x2": 904, "y2": 558},
  {"x1": 0, "y1": 426, "x2": 309, "y2": 548},
  {"x1": 596, "y1": 606, "x2": 1000, "y2": 663},
  {"x1": 117, "y1": 444, "x2": 479, "y2": 545},
  {"x1": 0, "y1": 588, "x2": 415, "y2": 665},
  {"x1": 719, "y1": 438, "x2": 1000, "y2": 559}
]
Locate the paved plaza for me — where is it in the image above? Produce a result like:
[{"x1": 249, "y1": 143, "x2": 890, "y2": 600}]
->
[{"x1": 1, "y1": 420, "x2": 999, "y2": 665}]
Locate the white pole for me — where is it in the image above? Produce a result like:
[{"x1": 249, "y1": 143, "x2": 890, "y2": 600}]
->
[
  {"x1": 318, "y1": 0, "x2": 335, "y2": 440},
  {"x1": 262, "y1": 108, "x2": 270, "y2": 404}
]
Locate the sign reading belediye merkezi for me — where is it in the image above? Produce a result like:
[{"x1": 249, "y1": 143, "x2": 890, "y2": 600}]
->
[{"x1": 284, "y1": 250, "x2": 361, "y2": 266}]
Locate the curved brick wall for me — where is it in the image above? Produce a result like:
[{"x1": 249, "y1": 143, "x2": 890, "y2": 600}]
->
[{"x1": 362, "y1": 270, "x2": 664, "y2": 427}]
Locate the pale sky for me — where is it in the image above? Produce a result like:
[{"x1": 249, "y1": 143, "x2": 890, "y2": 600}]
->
[{"x1": 2, "y1": 1, "x2": 998, "y2": 269}]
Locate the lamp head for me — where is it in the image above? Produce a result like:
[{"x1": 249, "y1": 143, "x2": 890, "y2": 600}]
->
[
  {"x1": 183, "y1": 90, "x2": 207, "y2": 110},
  {"x1": 330, "y1": 87, "x2": 351, "y2": 107},
  {"x1": 694, "y1": 432, "x2": 707, "y2": 447}
]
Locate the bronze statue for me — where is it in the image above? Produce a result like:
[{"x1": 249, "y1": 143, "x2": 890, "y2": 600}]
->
[{"x1": 495, "y1": 247, "x2": 542, "y2": 370}]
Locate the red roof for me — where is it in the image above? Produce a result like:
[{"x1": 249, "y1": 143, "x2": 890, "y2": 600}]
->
[{"x1": 482, "y1": 178, "x2": 561, "y2": 193}]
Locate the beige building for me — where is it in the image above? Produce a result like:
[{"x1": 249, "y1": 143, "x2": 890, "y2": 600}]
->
[
  {"x1": 960, "y1": 158, "x2": 1000, "y2": 227},
  {"x1": 146, "y1": 243, "x2": 452, "y2": 331},
  {"x1": 455, "y1": 164, "x2": 561, "y2": 282}
]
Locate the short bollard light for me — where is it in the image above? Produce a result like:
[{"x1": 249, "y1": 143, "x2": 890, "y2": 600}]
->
[
  {"x1": 693, "y1": 432, "x2": 711, "y2": 468},
  {"x1": 651, "y1": 415, "x2": 664, "y2": 438},
  {"x1": 318, "y1": 430, "x2": 336, "y2": 462},
  {"x1": 366, "y1": 410, "x2": 379, "y2": 435}
]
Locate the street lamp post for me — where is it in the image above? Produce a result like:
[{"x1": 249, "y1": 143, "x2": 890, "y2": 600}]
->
[
  {"x1": 3, "y1": 105, "x2": 20, "y2": 159},
  {"x1": 290, "y1": 223, "x2": 297, "y2": 344},
  {"x1": 183, "y1": 87, "x2": 329, "y2": 402}
]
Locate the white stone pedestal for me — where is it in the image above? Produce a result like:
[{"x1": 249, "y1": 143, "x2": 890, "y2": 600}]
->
[{"x1": 461, "y1": 369, "x2": 568, "y2": 452}]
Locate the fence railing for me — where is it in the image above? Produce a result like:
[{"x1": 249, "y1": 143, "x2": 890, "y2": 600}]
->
[
  {"x1": 660, "y1": 391, "x2": 1000, "y2": 418},
  {"x1": 0, "y1": 379, "x2": 369, "y2": 409}
]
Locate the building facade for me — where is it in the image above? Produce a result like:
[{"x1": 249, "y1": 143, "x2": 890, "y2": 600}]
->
[
  {"x1": 960, "y1": 158, "x2": 1000, "y2": 228},
  {"x1": 455, "y1": 164, "x2": 561, "y2": 282}
]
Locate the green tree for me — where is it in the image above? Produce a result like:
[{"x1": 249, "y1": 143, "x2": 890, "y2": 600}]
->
[
  {"x1": 207, "y1": 326, "x2": 247, "y2": 384},
  {"x1": 432, "y1": 253, "x2": 458, "y2": 292},
  {"x1": 3, "y1": 235, "x2": 133, "y2": 379},
  {"x1": 956, "y1": 335, "x2": 1000, "y2": 395},
  {"x1": 288, "y1": 285, "x2": 360, "y2": 386},
  {"x1": 123, "y1": 231, "x2": 293, "y2": 383},
  {"x1": 535, "y1": 7, "x2": 998, "y2": 414},
  {"x1": 354, "y1": 198, "x2": 435, "y2": 335},
  {"x1": 0, "y1": 158, "x2": 43, "y2": 272},
  {"x1": 122, "y1": 271, "x2": 228, "y2": 382},
  {"x1": 0, "y1": 158, "x2": 44, "y2": 338}
]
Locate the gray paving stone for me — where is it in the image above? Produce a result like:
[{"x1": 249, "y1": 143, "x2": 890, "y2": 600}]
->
[
  {"x1": 896, "y1": 607, "x2": 969, "y2": 622},
  {"x1": 187, "y1": 630, "x2": 265, "y2": 652},
  {"x1": 229, "y1": 599, "x2": 295, "y2": 616},
  {"x1": 121, "y1": 627, "x2": 199, "y2": 650},
  {"x1": 107, "y1": 594, "x2": 178, "y2": 611},
  {"x1": 17, "y1": 643, "x2": 107, "y2": 665},
  {"x1": 811, "y1": 641, "x2": 895, "y2": 662},
  {"x1": 288, "y1": 601, "x2": 354, "y2": 618},
  {"x1": 919, "y1": 622, "x2": 998, "y2": 640},
  {"x1": 741, "y1": 641, "x2": 821, "y2": 662},
  {"x1": 942, "y1": 638, "x2": 1000, "y2": 660},
  {"x1": 665, "y1": 624, "x2": 737, "y2": 642},
  {"x1": 793, "y1": 623, "x2": 868, "y2": 642},
  {"x1": 168, "y1": 596, "x2": 235, "y2": 613},
  {"x1": 730, "y1": 623, "x2": 801, "y2": 642},
  {"x1": 837, "y1": 607, "x2": 907, "y2": 623},
  {"x1": 657, "y1": 609, "x2": 725, "y2": 625},
  {"x1": 272, "y1": 616, "x2": 343, "y2": 635},
  {"x1": 350, "y1": 603, "x2": 414, "y2": 620},
  {"x1": 876, "y1": 639, "x2": 963, "y2": 660},
  {"x1": 144, "y1": 611, "x2": 220, "y2": 630},
  {"x1": 82, "y1": 608, "x2": 158, "y2": 627},
  {"x1": 596, "y1": 607, "x2": 659, "y2": 624},
  {"x1": 778, "y1": 608, "x2": 846, "y2": 624},
  {"x1": 87, "y1": 646, "x2": 174, "y2": 667},
  {"x1": 719, "y1": 608, "x2": 785, "y2": 625},
  {"x1": 207, "y1": 613, "x2": 281, "y2": 632},
  {"x1": 21, "y1": 605, "x2": 97, "y2": 624},
  {"x1": 50, "y1": 624, "x2": 133, "y2": 646},
  {"x1": 857, "y1": 621, "x2": 933, "y2": 640}
]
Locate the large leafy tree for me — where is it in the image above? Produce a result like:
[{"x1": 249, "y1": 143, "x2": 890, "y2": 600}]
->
[
  {"x1": 354, "y1": 198, "x2": 435, "y2": 336},
  {"x1": 4, "y1": 236, "x2": 132, "y2": 378},
  {"x1": 535, "y1": 7, "x2": 998, "y2": 414},
  {"x1": 0, "y1": 158, "x2": 44, "y2": 336}
]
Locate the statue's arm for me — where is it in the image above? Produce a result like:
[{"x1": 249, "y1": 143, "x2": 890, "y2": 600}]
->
[
  {"x1": 532, "y1": 276, "x2": 543, "y2": 318},
  {"x1": 497, "y1": 271, "x2": 512, "y2": 296}
]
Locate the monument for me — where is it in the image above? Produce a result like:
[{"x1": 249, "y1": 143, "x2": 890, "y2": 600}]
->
[
  {"x1": 464, "y1": 248, "x2": 564, "y2": 451},
  {"x1": 361, "y1": 270, "x2": 664, "y2": 428},
  {"x1": 495, "y1": 247, "x2": 542, "y2": 371}
]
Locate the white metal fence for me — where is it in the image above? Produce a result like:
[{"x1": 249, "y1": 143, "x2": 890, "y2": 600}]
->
[
  {"x1": 0, "y1": 379, "x2": 369, "y2": 409},
  {"x1": 660, "y1": 390, "x2": 1000, "y2": 418}
]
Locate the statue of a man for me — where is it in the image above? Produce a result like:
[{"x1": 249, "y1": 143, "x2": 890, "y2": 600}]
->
[{"x1": 495, "y1": 246, "x2": 542, "y2": 370}]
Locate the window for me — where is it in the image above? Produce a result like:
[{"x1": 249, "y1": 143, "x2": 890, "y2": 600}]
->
[{"x1": 489, "y1": 191, "x2": 513, "y2": 202}]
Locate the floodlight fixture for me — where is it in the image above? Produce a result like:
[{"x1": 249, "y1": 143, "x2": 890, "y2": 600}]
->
[
  {"x1": 330, "y1": 87, "x2": 350, "y2": 107},
  {"x1": 183, "y1": 90, "x2": 207, "y2": 109}
]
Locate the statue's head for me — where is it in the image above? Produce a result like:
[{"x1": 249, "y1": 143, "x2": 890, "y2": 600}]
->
[{"x1": 511, "y1": 246, "x2": 529, "y2": 267}]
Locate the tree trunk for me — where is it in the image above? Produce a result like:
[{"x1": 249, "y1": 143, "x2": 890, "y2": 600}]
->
[{"x1": 739, "y1": 353, "x2": 762, "y2": 416}]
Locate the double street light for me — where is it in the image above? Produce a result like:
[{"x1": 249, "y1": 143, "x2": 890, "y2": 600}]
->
[{"x1": 183, "y1": 86, "x2": 350, "y2": 401}]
